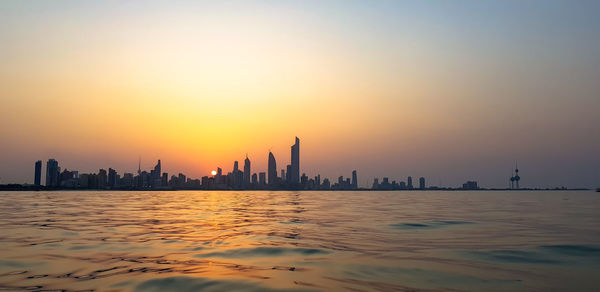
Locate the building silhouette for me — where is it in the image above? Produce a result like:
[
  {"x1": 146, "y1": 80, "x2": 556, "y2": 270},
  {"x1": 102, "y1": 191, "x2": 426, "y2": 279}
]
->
[
  {"x1": 509, "y1": 164, "x2": 521, "y2": 189},
  {"x1": 407, "y1": 176, "x2": 413, "y2": 189},
  {"x1": 290, "y1": 137, "x2": 300, "y2": 184},
  {"x1": 45, "y1": 159, "x2": 59, "y2": 187},
  {"x1": 462, "y1": 181, "x2": 478, "y2": 190},
  {"x1": 268, "y1": 151, "x2": 277, "y2": 185},
  {"x1": 34, "y1": 160, "x2": 42, "y2": 186},
  {"x1": 419, "y1": 177, "x2": 425, "y2": 190},
  {"x1": 243, "y1": 155, "x2": 251, "y2": 186},
  {"x1": 351, "y1": 170, "x2": 357, "y2": 189}
]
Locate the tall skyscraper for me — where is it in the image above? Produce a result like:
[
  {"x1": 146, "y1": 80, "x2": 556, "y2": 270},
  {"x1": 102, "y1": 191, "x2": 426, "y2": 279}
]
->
[
  {"x1": 268, "y1": 152, "x2": 277, "y2": 185},
  {"x1": 154, "y1": 160, "x2": 161, "y2": 176},
  {"x1": 290, "y1": 137, "x2": 300, "y2": 184},
  {"x1": 419, "y1": 177, "x2": 425, "y2": 190},
  {"x1": 45, "y1": 159, "x2": 59, "y2": 187},
  {"x1": 243, "y1": 155, "x2": 251, "y2": 186},
  {"x1": 108, "y1": 168, "x2": 117, "y2": 187},
  {"x1": 98, "y1": 169, "x2": 107, "y2": 188},
  {"x1": 407, "y1": 176, "x2": 413, "y2": 189},
  {"x1": 34, "y1": 160, "x2": 42, "y2": 186},
  {"x1": 351, "y1": 170, "x2": 357, "y2": 189}
]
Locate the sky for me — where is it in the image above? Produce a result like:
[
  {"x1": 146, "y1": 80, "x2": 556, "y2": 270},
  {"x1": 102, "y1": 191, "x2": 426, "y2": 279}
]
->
[{"x1": 1, "y1": 0, "x2": 599, "y2": 188}]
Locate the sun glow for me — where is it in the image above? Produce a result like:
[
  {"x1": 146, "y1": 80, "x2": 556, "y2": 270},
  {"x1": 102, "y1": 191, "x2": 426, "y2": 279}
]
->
[{"x1": 211, "y1": 170, "x2": 217, "y2": 176}]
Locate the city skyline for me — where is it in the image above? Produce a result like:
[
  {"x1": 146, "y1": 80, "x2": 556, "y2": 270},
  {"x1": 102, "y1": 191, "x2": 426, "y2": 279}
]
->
[
  {"x1": 4, "y1": 136, "x2": 560, "y2": 190},
  {"x1": 1, "y1": 1, "x2": 599, "y2": 188}
]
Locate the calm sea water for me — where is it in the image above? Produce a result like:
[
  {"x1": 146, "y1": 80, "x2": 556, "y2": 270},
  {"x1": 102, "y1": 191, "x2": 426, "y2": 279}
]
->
[{"x1": 0, "y1": 190, "x2": 599, "y2": 292}]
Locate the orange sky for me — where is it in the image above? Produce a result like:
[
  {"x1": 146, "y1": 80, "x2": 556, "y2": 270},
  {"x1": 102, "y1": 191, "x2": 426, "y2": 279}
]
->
[{"x1": 1, "y1": 1, "x2": 599, "y2": 188}]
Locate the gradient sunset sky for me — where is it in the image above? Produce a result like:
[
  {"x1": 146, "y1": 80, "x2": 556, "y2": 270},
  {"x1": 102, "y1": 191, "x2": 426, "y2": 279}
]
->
[{"x1": 1, "y1": 1, "x2": 599, "y2": 188}]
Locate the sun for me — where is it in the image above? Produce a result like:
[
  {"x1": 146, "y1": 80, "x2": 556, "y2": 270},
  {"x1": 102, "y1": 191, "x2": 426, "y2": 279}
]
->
[{"x1": 211, "y1": 170, "x2": 217, "y2": 176}]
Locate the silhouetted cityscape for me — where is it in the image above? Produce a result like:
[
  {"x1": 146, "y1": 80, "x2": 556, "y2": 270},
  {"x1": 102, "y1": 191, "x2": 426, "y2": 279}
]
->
[{"x1": 4, "y1": 137, "x2": 541, "y2": 191}]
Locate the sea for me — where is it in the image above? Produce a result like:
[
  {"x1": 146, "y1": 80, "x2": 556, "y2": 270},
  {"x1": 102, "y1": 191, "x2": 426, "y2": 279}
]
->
[{"x1": 0, "y1": 190, "x2": 598, "y2": 292}]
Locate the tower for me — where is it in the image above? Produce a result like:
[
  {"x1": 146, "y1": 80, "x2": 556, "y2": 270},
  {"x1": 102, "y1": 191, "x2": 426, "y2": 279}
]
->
[
  {"x1": 510, "y1": 170, "x2": 515, "y2": 189},
  {"x1": 34, "y1": 160, "x2": 42, "y2": 186},
  {"x1": 407, "y1": 176, "x2": 413, "y2": 189},
  {"x1": 243, "y1": 154, "x2": 251, "y2": 186},
  {"x1": 45, "y1": 159, "x2": 59, "y2": 187},
  {"x1": 268, "y1": 152, "x2": 277, "y2": 185},
  {"x1": 351, "y1": 170, "x2": 357, "y2": 189},
  {"x1": 290, "y1": 137, "x2": 300, "y2": 184}
]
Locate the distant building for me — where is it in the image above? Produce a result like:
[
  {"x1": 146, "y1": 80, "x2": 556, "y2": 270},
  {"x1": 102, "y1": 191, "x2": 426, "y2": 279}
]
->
[
  {"x1": 462, "y1": 181, "x2": 478, "y2": 190},
  {"x1": 290, "y1": 137, "x2": 300, "y2": 184},
  {"x1": 45, "y1": 159, "x2": 59, "y2": 187},
  {"x1": 244, "y1": 155, "x2": 251, "y2": 186},
  {"x1": 268, "y1": 152, "x2": 277, "y2": 185},
  {"x1": 407, "y1": 176, "x2": 413, "y2": 189},
  {"x1": 372, "y1": 178, "x2": 379, "y2": 189},
  {"x1": 258, "y1": 172, "x2": 266, "y2": 185},
  {"x1": 98, "y1": 169, "x2": 107, "y2": 189},
  {"x1": 351, "y1": 170, "x2": 357, "y2": 189},
  {"x1": 108, "y1": 168, "x2": 117, "y2": 187},
  {"x1": 419, "y1": 177, "x2": 425, "y2": 190},
  {"x1": 122, "y1": 173, "x2": 134, "y2": 187},
  {"x1": 34, "y1": 160, "x2": 42, "y2": 186},
  {"x1": 252, "y1": 173, "x2": 258, "y2": 185}
]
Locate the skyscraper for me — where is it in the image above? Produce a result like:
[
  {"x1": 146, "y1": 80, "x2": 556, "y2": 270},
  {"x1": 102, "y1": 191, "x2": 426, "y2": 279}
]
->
[
  {"x1": 351, "y1": 170, "x2": 357, "y2": 189},
  {"x1": 34, "y1": 160, "x2": 42, "y2": 186},
  {"x1": 45, "y1": 159, "x2": 59, "y2": 187},
  {"x1": 108, "y1": 168, "x2": 117, "y2": 187},
  {"x1": 268, "y1": 152, "x2": 277, "y2": 185},
  {"x1": 98, "y1": 169, "x2": 107, "y2": 188},
  {"x1": 419, "y1": 177, "x2": 425, "y2": 190},
  {"x1": 243, "y1": 155, "x2": 251, "y2": 186},
  {"x1": 407, "y1": 176, "x2": 413, "y2": 189},
  {"x1": 290, "y1": 137, "x2": 300, "y2": 184}
]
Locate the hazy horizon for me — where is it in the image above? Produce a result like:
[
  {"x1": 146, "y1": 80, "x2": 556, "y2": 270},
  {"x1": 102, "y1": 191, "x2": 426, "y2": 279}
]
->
[{"x1": 1, "y1": 1, "x2": 599, "y2": 188}]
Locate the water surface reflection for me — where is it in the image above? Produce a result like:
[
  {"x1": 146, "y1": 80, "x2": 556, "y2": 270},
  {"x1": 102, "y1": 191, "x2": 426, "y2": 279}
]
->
[{"x1": 0, "y1": 190, "x2": 598, "y2": 291}]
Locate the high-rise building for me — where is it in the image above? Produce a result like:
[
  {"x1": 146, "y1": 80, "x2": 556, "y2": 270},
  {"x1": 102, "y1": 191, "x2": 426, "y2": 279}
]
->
[
  {"x1": 243, "y1": 155, "x2": 251, "y2": 185},
  {"x1": 281, "y1": 169, "x2": 285, "y2": 182},
  {"x1": 178, "y1": 173, "x2": 186, "y2": 187},
  {"x1": 45, "y1": 159, "x2": 59, "y2": 187},
  {"x1": 268, "y1": 152, "x2": 277, "y2": 185},
  {"x1": 419, "y1": 177, "x2": 425, "y2": 190},
  {"x1": 407, "y1": 176, "x2": 413, "y2": 189},
  {"x1": 98, "y1": 169, "x2": 107, "y2": 188},
  {"x1": 351, "y1": 170, "x2": 357, "y2": 189},
  {"x1": 252, "y1": 173, "x2": 258, "y2": 185},
  {"x1": 34, "y1": 160, "x2": 42, "y2": 186},
  {"x1": 233, "y1": 161, "x2": 239, "y2": 172},
  {"x1": 152, "y1": 160, "x2": 162, "y2": 187},
  {"x1": 258, "y1": 172, "x2": 266, "y2": 185},
  {"x1": 290, "y1": 137, "x2": 300, "y2": 184},
  {"x1": 108, "y1": 168, "x2": 117, "y2": 187}
]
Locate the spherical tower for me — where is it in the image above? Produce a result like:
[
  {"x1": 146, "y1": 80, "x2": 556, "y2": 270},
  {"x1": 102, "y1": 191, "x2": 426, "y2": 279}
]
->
[{"x1": 510, "y1": 175, "x2": 515, "y2": 189}]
